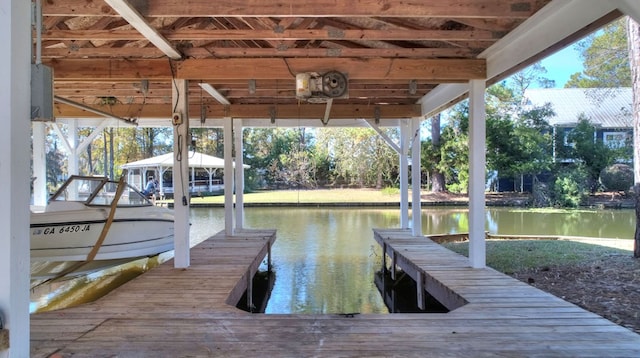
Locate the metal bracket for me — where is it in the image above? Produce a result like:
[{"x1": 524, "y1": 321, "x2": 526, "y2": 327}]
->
[
  {"x1": 269, "y1": 106, "x2": 276, "y2": 124},
  {"x1": 409, "y1": 80, "x2": 418, "y2": 95}
]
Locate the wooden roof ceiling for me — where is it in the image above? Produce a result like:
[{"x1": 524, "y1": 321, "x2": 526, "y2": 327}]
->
[{"x1": 40, "y1": 0, "x2": 554, "y2": 123}]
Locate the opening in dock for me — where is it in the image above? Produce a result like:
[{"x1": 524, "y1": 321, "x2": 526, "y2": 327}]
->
[
  {"x1": 235, "y1": 270, "x2": 276, "y2": 313},
  {"x1": 375, "y1": 270, "x2": 449, "y2": 313}
]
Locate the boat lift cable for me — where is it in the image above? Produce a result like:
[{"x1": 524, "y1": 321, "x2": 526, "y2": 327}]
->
[
  {"x1": 86, "y1": 172, "x2": 127, "y2": 261},
  {"x1": 33, "y1": 172, "x2": 129, "y2": 288}
]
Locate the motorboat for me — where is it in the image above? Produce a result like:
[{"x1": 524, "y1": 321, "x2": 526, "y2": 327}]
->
[{"x1": 30, "y1": 175, "x2": 175, "y2": 282}]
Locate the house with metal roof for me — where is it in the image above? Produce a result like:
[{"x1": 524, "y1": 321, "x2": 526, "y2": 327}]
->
[{"x1": 523, "y1": 88, "x2": 633, "y2": 161}]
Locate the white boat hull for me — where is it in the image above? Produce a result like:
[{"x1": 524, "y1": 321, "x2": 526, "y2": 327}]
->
[
  {"x1": 30, "y1": 175, "x2": 175, "y2": 282},
  {"x1": 31, "y1": 206, "x2": 174, "y2": 262}
]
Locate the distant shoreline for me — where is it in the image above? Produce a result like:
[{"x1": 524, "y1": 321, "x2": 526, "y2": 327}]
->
[{"x1": 161, "y1": 190, "x2": 635, "y2": 209}]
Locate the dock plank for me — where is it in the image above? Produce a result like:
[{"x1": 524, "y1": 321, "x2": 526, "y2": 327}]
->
[{"x1": 29, "y1": 228, "x2": 640, "y2": 357}]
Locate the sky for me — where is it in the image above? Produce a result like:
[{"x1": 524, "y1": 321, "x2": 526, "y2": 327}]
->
[{"x1": 532, "y1": 44, "x2": 584, "y2": 88}]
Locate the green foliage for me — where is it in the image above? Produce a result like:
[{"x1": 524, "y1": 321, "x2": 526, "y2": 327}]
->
[
  {"x1": 565, "y1": 18, "x2": 631, "y2": 88},
  {"x1": 552, "y1": 165, "x2": 590, "y2": 207},
  {"x1": 438, "y1": 104, "x2": 469, "y2": 193},
  {"x1": 315, "y1": 127, "x2": 399, "y2": 188},
  {"x1": 599, "y1": 163, "x2": 634, "y2": 192},
  {"x1": 436, "y1": 82, "x2": 554, "y2": 193},
  {"x1": 277, "y1": 148, "x2": 317, "y2": 188},
  {"x1": 45, "y1": 140, "x2": 65, "y2": 192},
  {"x1": 566, "y1": 116, "x2": 615, "y2": 186},
  {"x1": 243, "y1": 128, "x2": 313, "y2": 189}
]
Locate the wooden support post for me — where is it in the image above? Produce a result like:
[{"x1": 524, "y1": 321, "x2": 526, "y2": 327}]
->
[
  {"x1": 246, "y1": 270, "x2": 253, "y2": 312},
  {"x1": 267, "y1": 241, "x2": 272, "y2": 272},
  {"x1": 382, "y1": 243, "x2": 387, "y2": 272},
  {"x1": 417, "y1": 271, "x2": 425, "y2": 310},
  {"x1": 391, "y1": 251, "x2": 397, "y2": 280}
]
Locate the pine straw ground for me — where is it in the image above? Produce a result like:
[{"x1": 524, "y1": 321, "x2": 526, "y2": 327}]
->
[{"x1": 510, "y1": 254, "x2": 640, "y2": 334}]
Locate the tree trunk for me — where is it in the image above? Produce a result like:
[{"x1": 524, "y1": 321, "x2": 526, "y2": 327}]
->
[
  {"x1": 86, "y1": 143, "x2": 93, "y2": 175},
  {"x1": 430, "y1": 113, "x2": 446, "y2": 192},
  {"x1": 628, "y1": 16, "x2": 640, "y2": 258},
  {"x1": 109, "y1": 128, "x2": 115, "y2": 179},
  {"x1": 103, "y1": 130, "x2": 108, "y2": 177}
]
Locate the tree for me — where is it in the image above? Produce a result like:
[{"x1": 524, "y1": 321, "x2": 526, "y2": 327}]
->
[
  {"x1": 422, "y1": 116, "x2": 445, "y2": 193},
  {"x1": 566, "y1": 18, "x2": 631, "y2": 88},
  {"x1": 510, "y1": 62, "x2": 556, "y2": 95},
  {"x1": 566, "y1": 116, "x2": 615, "y2": 190},
  {"x1": 430, "y1": 114, "x2": 445, "y2": 192},
  {"x1": 627, "y1": 16, "x2": 640, "y2": 258},
  {"x1": 315, "y1": 127, "x2": 399, "y2": 188},
  {"x1": 243, "y1": 128, "x2": 310, "y2": 188},
  {"x1": 438, "y1": 104, "x2": 469, "y2": 193}
]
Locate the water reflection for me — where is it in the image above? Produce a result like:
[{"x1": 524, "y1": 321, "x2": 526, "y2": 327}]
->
[
  {"x1": 31, "y1": 206, "x2": 635, "y2": 314},
  {"x1": 245, "y1": 208, "x2": 394, "y2": 314}
]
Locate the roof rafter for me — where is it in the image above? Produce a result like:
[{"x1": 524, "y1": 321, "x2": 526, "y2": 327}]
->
[{"x1": 103, "y1": 0, "x2": 182, "y2": 59}]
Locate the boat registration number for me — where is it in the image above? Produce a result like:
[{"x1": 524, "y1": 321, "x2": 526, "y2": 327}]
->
[{"x1": 33, "y1": 224, "x2": 91, "y2": 235}]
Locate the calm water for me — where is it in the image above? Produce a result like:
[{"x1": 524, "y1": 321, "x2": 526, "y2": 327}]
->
[
  {"x1": 32, "y1": 206, "x2": 635, "y2": 313},
  {"x1": 189, "y1": 206, "x2": 635, "y2": 314}
]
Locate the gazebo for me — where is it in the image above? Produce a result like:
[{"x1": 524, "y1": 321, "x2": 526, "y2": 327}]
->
[{"x1": 121, "y1": 151, "x2": 249, "y2": 197}]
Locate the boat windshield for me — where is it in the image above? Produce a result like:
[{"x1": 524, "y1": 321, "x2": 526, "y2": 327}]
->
[{"x1": 49, "y1": 176, "x2": 151, "y2": 207}]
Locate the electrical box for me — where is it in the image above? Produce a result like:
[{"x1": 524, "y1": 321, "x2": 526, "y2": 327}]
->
[
  {"x1": 172, "y1": 112, "x2": 183, "y2": 125},
  {"x1": 31, "y1": 64, "x2": 54, "y2": 121}
]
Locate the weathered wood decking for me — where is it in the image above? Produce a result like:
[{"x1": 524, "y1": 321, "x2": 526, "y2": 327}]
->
[{"x1": 31, "y1": 228, "x2": 640, "y2": 357}]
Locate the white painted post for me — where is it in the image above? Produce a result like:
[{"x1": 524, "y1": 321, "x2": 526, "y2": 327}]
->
[
  {"x1": 0, "y1": 0, "x2": 31, "y2": 355},
  {"x1": 234, "y1": 118, "x2": 244, "y2": 230},
  {"x1": 68, "y1": 119, "x2": 79, "y2": 176},
  {"x1": 411, "y1": 117, "x2": 423, "y2": 237},
  {"x1": 399, "y1": 119, "x2": 409, "y2": 229},
  {"x1": 172, "y1": 79, "x2": 191, "y2": 268},
  {"x1": 191, "y1": 166, "x2": 195, "y2": 193},
  {"x1": 32, "y1": 122, "x2": 48, "y2": 207},
  {"x1": 224, "y1": 117, "x2": 234, "y2": 235},
  {"x1": 468, "y1": 79, "x2": 487, "y2": 269}
]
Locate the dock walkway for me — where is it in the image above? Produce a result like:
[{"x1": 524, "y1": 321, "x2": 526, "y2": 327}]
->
[{"x1": 31, "y1": 228, "x2": 640, "y2": 357}]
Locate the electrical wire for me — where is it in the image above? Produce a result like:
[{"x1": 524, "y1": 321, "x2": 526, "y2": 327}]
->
[{"x1": 168, "y1": 57, "x2": 187, "y2": 206}]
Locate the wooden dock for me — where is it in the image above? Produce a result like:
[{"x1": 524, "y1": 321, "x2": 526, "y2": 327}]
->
[{"x1": 31, "y1": 228, "x2": 640, "y2": 357}]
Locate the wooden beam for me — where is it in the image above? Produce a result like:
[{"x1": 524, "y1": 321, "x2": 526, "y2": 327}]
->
[
  {"x1": 53, "y1": 103, "x2": 421, "y2": 119},
  {"x1": 46, "y1": 58, "x2": 174, "y2": 80},
  {"x1": 178, "y1": 58, "x2": 486, "y2": 81},
  {"x1": 46, "y1": 58, "x2": 486, "y2": 81},
  {"x1": 42, "y1": 47, "x2": 475, "y2": 59},
  {"x1": 42, "y1": 29, "x2": 499, "y2": 41},
  {"x1": 43, "y1": 0, "x2": 541, "y2": 18}
]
